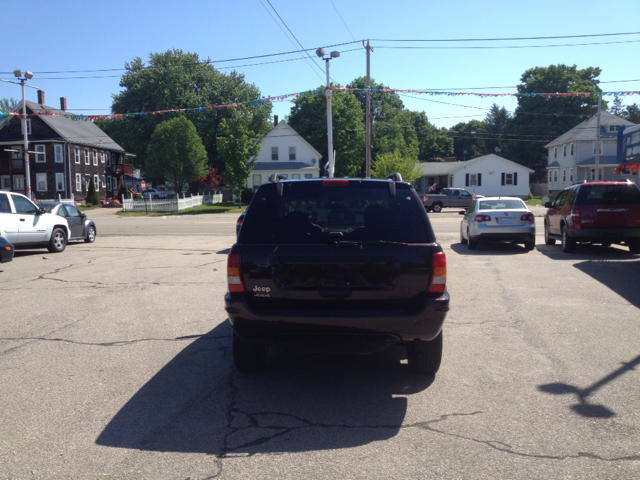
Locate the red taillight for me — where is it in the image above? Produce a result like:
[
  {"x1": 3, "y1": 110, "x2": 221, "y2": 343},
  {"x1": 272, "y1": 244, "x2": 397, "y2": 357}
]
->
[
  {"x1": 322, "y1": 179, "x2": 349, "y2": 187},
  {"x1": 570, "y1": 207, "x2": 581, "y2": 223},
  {"x1": 423, "y1": 196, "x2": 428, "y2": 201},
  {"x1": 521, "y1": 213, "x2": 535, "y2": 222},
  {"x1": 429, "y1": 252, "x2": 447, "y2": 294},
  {"x1": 227, "y1": 253, "x2": 244, "y2": 293},
  {"x1": 236, "y1": 218, "x2": 243, "y2": 226},
  {"x1": 475, "y1": 215, "x2": 491, "y2": 222}
]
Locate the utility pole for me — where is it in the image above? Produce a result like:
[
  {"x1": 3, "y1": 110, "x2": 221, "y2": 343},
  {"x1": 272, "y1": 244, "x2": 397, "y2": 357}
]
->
[
  {"x1": 316, "y1": 48, "x2": 340, "y2": 178},
  {"x1": 364, "y1": 40, "x2": 373, "y2": 178},
  {"x1": 594, "y1": 94, "x2": 602, "y2": 181},
  {"x1": 2, "y1": 70, "x2": 37, "y2": 197}
]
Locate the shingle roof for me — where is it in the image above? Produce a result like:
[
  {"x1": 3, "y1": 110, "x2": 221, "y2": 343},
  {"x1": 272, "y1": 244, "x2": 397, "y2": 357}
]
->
[
  {"x1": 545, "y1": 112, "x2": 634, "y2": 148},
  {"x1": 17, "y1": 100, "x2": 125, "y2": 152},
  {"x1": 548, "y1": 161, "x2": 561, "y2": 167},
  {"x1": 576, "y1": 155, "x2": 619, "y2": 166},
  {"x1": 419, "y1": 160, "x2": 470, "y2": 176},
  {"x1": 253, "y1": 162, "x2": 318, "y2": 171}
]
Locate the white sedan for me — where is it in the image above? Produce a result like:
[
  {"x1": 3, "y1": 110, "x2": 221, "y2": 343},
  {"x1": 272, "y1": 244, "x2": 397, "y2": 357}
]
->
[
  {"x1": 459, "y1": 197, "x2": 536, "y2": 251},
  {"x1": 142, "y1": 188, "x2": 175, "y2": 199}
]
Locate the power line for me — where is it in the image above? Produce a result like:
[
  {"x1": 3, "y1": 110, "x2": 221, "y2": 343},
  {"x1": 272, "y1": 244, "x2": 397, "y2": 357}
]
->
[
  {"x1": 371, "y1": 31, "x2": 640, "y2": 42},
  {"x1": 375, "y1": 39, "x2": 640, "y2": 50},
  {"x1": 329, "y1": 0, "x2": 357, "y2": 41}
]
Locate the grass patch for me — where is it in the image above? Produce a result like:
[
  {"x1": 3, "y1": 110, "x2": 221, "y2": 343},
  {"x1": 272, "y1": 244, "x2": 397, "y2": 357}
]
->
[
  {"x1": 116, "y1": 201, "x2": 245, "y2": 216},
  {"x1": 525, "y1": 196, "x2": 544, "y2": 206}
]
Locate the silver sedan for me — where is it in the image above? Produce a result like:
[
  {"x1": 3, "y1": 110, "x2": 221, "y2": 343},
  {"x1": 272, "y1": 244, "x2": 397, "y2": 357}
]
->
[{"x1": 459, "y1": 197, "x2": 536, "y2": 251}]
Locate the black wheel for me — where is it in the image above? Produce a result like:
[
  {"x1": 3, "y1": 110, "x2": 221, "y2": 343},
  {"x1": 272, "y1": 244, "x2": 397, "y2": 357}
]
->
[
  {"x1": 628, "y1": 240, "x2": 640, "y2": 254},
  {"x1": 47, "y1": 228, "x2": 67, "y2": 253},
  {"x1": 432, "y1": 202, "x2": 443, "y2": 213},
  {"x1": 544, "y1": 222, "x2": 556, "y2": 245},
  {"x1": 561, "y1": 226, "x2": 575, "y2": 253},
  {"x1": 467, "y1": 229, "x2": 477, "y2": 250},
  {"x1": 524, "y1": 240, "x2": 535, "y2": 251},
  {"x1": 232, "y1": 330, "x2": 267, "y2": 373},
  {"x1": 407, "y1": 331, "x2": 443, "y2": 375},
  {"x1": 153, "y1": 195, "x2": 159, "y2": 199},
  {"x1": 84, "y1": 225, "x2": 96, "y2": 243},
  {"x1": 460, "y1": 225, "x2": 467, "y2": 244}
]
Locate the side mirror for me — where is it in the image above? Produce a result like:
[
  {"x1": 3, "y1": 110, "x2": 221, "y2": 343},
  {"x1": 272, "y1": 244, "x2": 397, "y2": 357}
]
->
[
  {"x1": 37, "y1": 207, "x2": 46, "y2": 215},
  {"x1": 458, "y1": 210, "x2": 466, "y2": 215},
  {"x1": 544, "y1": 202, "x2": 552, "y2": 208}
]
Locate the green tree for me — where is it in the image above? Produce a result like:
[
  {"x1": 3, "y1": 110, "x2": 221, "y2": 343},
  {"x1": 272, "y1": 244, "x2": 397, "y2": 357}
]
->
[
  {"x1": 97, "y1": 49, "x2": 271, "y2": 175},
  {"x1": 609, "y1": 96, "x2": 624, "y2": 116},
  {"x1": 623, "y1": 103, "x2": 640, "y2": 124},
  {"x1": 0, "y1": 97, "x2": 18, "y2": 113},
  {"x1": 502, "y1": 64, "x2": 603, "y2": 180},
  {"x1": 481, "y1": 104, "x2": 510, "y2": 155},
  {"x1": 86, "y1": 178, "x2": 100, "y2": 206},
  {"x1": 370, "y1": 151, "x2": 422, "y2": 183},
  {"x1": 406, "y1": 110, "x2": 453, "y2": 160},
  {"x1": 217, "y1": 109, "x2": 263, "y2": 206},
  {"x1": 448, "y1": 120, "x2": 485, "y2": 160},
  {"x1": 288, "y1": 86, "x2": 365, "y2": 177},
  {"x1": 117, "y1": 182, "x2": 128, "y2": 202},
  {"x1": 145, "y1": 116, "x2": 208, "y2": 194}
]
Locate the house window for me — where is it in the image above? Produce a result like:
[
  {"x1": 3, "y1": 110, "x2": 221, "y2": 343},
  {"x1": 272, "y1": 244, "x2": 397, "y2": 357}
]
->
[
  {"x1": 94, "y1": 175, "x2": 100, "y2": 189},
  {"x1": 253, "y1": 174, "x2": 262, "y2": 188},
  {"x1": 100, "y1": 175, "x2": 106, "y2": 188},
  {"x1": 304, "y1": 174, "x2": 313, "y2": 179},
  {"x1": 54, "y1": 144, "x2": 63, "y2": 163},
  {"x1": 609, "y1": 125, "x2": 620, "y2": 132},
  {"x1": 563, "y1": 145, "x2": 567, "y2": 157},
  {"x1": 106, "y1": 152, "x2": 111, "y2": 167},
  {"x1": 93, "y1": 149, "x2": 98, "y2": 166},
  {"x1": 21, "y1": 119, "x2": 31, "y2": 135},
  {"x1": 107, "y1": 176, "x2": 112, "y2": 191},
  {"x1": 56, "y1": 173, "x2": 65, "y2": 191},
  {"x1": 271, "y1": 146, "x2": 278, "y2": 161},
  {"x1": 13, "y1": 175, "x2": 25, "y2": 191},
  {"x1": 292, "y1": 174, "x2": 300, "y2": 179},
  {"x1": 35, "y1": 145, "x2": 46, "y2": 163},
  {"x1": 85, "y1": 148, "x2": 90, "y2": 165},
  {"x1": 553, "y1": 147, "x2": 557, "y2": 159},
  {"x1": 74, "y1": 146, "x2": 80, "y2": 164},
  {"x1": 113, "y1": 177, "x2": 118, "y2": 192},
  {"x1": 506, "y1": 173, "x2": 513, "y2": 185},
  {"x1": 1, "y1": 175, "x2": 11, "y2": 190},
  {"x1": 469, "y1": 174, "x2": 478, "y2": 186},
  {"x1": 75, "y1": 174, "x2": 82, "y2": 192},
  {"x1": 570, "y1": 143, "x2": 574, "y2": 156},
  {"x1": 289, "y1": 147, "x2": 296, "y2": 160},
  {"x1": 553, "y1": 170, "x2": 558, "y2": 182},
  {"x1": 548, "y1": 170, "x2": 552, "y2": 182},
  {"x1": 36, "y1": 173, "x2": 47, "y2": 192},
  {"x1": 570, "y1": 168, "x2": 573, "y2": 182},
  {"x1": 11, "y1": 146, "x2": 22, "y2": 160},
  {"x1": 592, "y1": 142, "x2": 602, "y2": 155},
  {"x1": 598, "y1": 168, "x2": 603, "y2": 181},
  {"x1": 100, "y1": 150, "x2": 105, "y2": 163}
]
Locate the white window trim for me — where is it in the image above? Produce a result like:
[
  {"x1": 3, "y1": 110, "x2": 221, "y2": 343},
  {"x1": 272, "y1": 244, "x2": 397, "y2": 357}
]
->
[
  {"x1": 36, "y1": 173, "x2": 47, "y2": 192},
  {"x1": 107, "y1": 176, "x2": 112, "y2": 191},
  {"x1": 562, "y1": 169, "x2": 566, "y2": 182},
  {"x1": 93, "y1": 149, "x2": 98, "y2": 166},
  {"x1": 570, "y1": 143, "x2": 574, "y2": 156},
  {"x1": 85, "y1": 148, "x2": 90, "y2": 165},
  {"x1": 553, "y1": 147, "x2": 557, "y2": 159},
  {"x1": 1, "y1": 175, "x2": 11, "y2": 190},
  {"x1": 13, "y1": 175, "x2": 25, "y2": 190},
  {"x1": 469, "y1": 174, "x2": 478, "y2": 186},
  {"x1": 570, "y1": 168, "x2": 573, "y2": 182},
  {"x1": 75, "y1": 173, "x2": 82, "y2": 192},
  {"x1": 74, "y1": 146, "x2": 80, "y2": 164},
  {"x1": 505, "y1": 173, "x2": 513, "y2": 185},
  {"x1": 106, "y1": 152, "x2": 111, "y2": 167},
  {"x1": 289, "y1": 146, "x2": 296, "y2": 161},
  {"x1": 271, "y1": 146, "x2": 278, "y2": 161},
  {"x1": 55, "y1": 173, "x2": 65, "y2": 192},
  {"x1": 94, "y1": 175, "x2": 100, "y2": 189},
  {"x1": 100, "y1": 150, "x2": 105, "y2": 163},
  {"x1": 100, "y1": 175, "x2": 106, "y2": 188},
  {"x1": 21, "y1": 119, "x2": 31, "y2": 135},
  {"x1": 35, "y1": 144, "x2": 46, "y2": 163},
  {"x1": 563, "y1": 145, "x2": 567, "y2": 157},
  {"x1": 54, "y1": 144, "x2": 64, "y2": 163}
]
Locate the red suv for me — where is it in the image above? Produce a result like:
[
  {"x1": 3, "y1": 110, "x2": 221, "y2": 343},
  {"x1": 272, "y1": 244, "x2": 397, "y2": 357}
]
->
[{"x1": 544, "y1": 181, "x2": 640, "y2": 253}]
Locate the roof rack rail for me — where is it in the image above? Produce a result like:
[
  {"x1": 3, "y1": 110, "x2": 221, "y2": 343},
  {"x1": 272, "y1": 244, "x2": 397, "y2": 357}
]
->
[{"x1": 268, "y1": 173, "x2": 287, "y2": 183}]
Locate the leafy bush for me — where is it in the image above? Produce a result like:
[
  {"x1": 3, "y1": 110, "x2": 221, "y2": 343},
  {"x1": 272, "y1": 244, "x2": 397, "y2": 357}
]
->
[
  {"x1": 86, "y1": 178, "x2": 101, "y2": 205},
  {"x1": 117, "y1": 182, "x2": 128, "y2": 202},
  {"x1": 240, "y1": 188, "x2": 255, "y2": 205}
]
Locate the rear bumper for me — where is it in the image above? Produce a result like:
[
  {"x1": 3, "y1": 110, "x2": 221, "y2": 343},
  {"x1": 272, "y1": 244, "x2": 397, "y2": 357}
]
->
[
  {"x1": 224, "y1": 292, "x2": 449, "y2": 343},
  {"x1": 470, "y1": 223, "x2": 536, "y2": 243},
  {"x1": 567, "y1": 227, "x2": 640, "y2": 242}
]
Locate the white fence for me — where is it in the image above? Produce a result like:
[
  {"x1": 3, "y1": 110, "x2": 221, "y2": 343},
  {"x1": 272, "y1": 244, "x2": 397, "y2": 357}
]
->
[
  {"x1": 39, "y1": 194, "x2": 75, "y2": 206},
  {"x1": 121, "y1": 193, "x2": 223, "y2": 212}
]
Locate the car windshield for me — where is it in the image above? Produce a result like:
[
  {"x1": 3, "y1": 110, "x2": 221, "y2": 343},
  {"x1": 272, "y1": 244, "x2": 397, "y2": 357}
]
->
[
  {"x1": 479, "y1": 199, "x2": 526, "y2": 210},
  {"x1": 576, "y1": 185, "x2": 640, "y2": 205},
  {"x1": 242, "y1": 180, "x2": 430, "y2": 244},
  {"x1": 39, "y1": 205, "x2": 55, "y2": 213}
]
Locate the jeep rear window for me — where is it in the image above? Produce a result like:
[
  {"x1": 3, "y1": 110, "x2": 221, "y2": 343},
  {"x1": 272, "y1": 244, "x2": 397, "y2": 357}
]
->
[
  {"x1": 576, "y1": 185, "x2": 640, "y2": 205},
  {"x1": 241, "y1": 180, "x2": 431, "y2": 244}
]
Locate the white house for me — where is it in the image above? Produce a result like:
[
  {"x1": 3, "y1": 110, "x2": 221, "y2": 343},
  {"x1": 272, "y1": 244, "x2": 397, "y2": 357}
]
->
[
  {"x1": 246, "y1": 119, "x2": 321, "y2": 190},
  {"x1": 416, "y1": 154, "x2": 534, "y2": 199},
  {"x1": 545, "y1": 111, "x2": 635, "y2": 197}
]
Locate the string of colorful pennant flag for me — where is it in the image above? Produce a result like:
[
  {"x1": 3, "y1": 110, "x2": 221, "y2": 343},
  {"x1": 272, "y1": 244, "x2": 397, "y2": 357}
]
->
[{"x1": 1, "y1": 88, "x2": 639, "y2": 122}]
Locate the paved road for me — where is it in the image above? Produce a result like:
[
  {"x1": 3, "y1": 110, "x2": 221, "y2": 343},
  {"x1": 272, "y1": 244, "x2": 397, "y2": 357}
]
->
[{"x1": 1, "y1": 210, "x2": 638, "y2": 479}]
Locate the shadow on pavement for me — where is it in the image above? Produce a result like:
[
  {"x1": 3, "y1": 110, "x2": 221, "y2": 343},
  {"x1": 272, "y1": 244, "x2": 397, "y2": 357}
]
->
[
  {"x1": 536, "y1": 243, "x2": 638, "y2": 261},
  {"x1": 96, "y1": 321, "x2": 431, "y2": 455},
  {"x1": 572, "y1": 257, "x2": 640, "y2": 309},
  {"x1": 450, "y1": 242, "x2": 532, "y2": 256}
]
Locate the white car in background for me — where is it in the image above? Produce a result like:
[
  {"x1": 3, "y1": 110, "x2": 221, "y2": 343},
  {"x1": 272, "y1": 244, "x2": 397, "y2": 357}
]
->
[
  {"x1": 142, "y1": 188, "x2": 176, "y2": 199},
  {"x1": 0, "y1": 191, "x2": 71, "y2": 253}
]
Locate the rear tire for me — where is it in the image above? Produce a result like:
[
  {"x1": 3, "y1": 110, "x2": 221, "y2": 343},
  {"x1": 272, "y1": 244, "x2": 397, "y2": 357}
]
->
[
  {"x1": 524, "y1": 240, "x2": 535, "y2": 251},
  {"x1": 47, "y1": 228, "x2": 67, "y2": 253},
  {"x1": 561, "y1": 226, "x2": 575, "y2": 253},
  {"x1": 467, "y1": 229, "x2": 477, "y2": 250},
  {"x1": 407, "y1": 332, "x2": 443, "y2": 375},
  {"x1": 460, "y1": 226, "x2": 467, "y2": 244},
  {"x1": 431, "y1": 202, "x2": 443, "y2": 213},
  {"x1": 628, "y1": 240, "x2": 640, "y2": 254},
  {"x1": 84, "y1": 225, "x2": 96, "y2": 243},
  {"x1": 544, "y1": 222, "x2": 556, "y2": 245},
  {"x1": 232, "y1": 330, "x2": 267, "y2": 373}
]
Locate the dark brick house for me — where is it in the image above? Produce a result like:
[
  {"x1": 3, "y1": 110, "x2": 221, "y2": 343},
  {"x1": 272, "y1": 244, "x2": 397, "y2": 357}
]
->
[{"x1": 0, "y1": 92, "x2": 133, "y2": 202}]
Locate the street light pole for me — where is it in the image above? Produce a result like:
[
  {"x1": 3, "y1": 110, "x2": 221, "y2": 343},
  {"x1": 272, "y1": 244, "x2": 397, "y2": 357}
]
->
[
  {"x1": 2, "y1": 70, "x2": 37, "y2": 197},
  {"x1": 316, "y1": 49, "x2": 340, "y2": 178}
]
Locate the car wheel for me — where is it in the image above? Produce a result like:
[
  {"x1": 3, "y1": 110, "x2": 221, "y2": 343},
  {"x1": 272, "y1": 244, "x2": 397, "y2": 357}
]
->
[
  {"x1": 524, "y1": 240, "x2": 535, "y2": 251},
  {"x1": 544, "y1": 222, "x2": 556, "y2": 245},
  {"x1": 432, "y1": 202, "x2": 443, "y2": 213},
  {"x1": 628, "y1": 240, "x2": 640, "y2": 254},
  {"x1": 84, "y1": 225, "x2": 96, "y2": 243},
  {"x1": 154, "y1": 195, "x2": 159, "y2": 199},
  {"x1": 407, "y1": 331, "x2": 442, "y2": 375},
  {"x1": 561, "y1": 226, "x2": 575, "y2": 253},
  {"x1": 460, "y1": 225, "x2": 467, "y2": 244},
  {"x1": 47, "y1": 228, "x2": 67, "y2": 253},
  {"x1": 467, "y1": 229, "x2": 477, "y2": 250},
  {"x1": 232, "y1": 330, "x2": 267, "y2": 373}
]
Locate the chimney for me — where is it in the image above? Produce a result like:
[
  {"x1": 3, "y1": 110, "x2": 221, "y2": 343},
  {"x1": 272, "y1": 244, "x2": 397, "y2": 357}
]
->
[
  {"x1": 37, "y1": 90, "x2": 45, "y2": 105},
  {"x1": 274, "y1": 115, "x2": 278, "y2": 127},
  {"x1": 60, "y1": 97, "x2": 67, "y2": 111}
]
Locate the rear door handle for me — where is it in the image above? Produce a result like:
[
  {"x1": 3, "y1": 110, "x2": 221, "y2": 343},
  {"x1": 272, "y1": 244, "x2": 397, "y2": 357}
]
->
[{"x1": 19, "y1": 218, "x2": 25, "y2": 222}]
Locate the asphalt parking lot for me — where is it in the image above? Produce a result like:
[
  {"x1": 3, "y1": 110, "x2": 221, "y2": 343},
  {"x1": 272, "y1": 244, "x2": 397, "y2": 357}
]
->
[{"x1": 1, "y1": 210, "x2": 639, "y2": 479}]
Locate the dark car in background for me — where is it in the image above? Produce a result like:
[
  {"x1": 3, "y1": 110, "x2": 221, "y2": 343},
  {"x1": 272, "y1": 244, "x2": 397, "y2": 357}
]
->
[
  {"x1": 225, "y1": 175, "x2": 449, "y2": 375},
  {"x1": 0, "y1": 236, "x2": 14, "y2": 263},
  {"x1": 544, "y1": 181, "x2": 640, "y2": 253},
  {"x1": 236, "y1": 209, "x2": 247, "y2": 239},
  {"x1": 39, "y1": 202, "x2": 97, "y2": 243}
]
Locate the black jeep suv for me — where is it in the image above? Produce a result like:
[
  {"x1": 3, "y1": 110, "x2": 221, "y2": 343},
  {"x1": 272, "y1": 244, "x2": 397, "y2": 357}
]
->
[{"x1": 225, "y1": 175, "x2": 449, "y2": 374}]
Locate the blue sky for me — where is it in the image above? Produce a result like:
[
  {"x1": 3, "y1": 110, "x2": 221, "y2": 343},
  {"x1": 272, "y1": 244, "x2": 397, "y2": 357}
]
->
[{"x1": 2, "y1": 0, "x2": 638, "y2": 129}]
